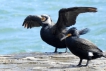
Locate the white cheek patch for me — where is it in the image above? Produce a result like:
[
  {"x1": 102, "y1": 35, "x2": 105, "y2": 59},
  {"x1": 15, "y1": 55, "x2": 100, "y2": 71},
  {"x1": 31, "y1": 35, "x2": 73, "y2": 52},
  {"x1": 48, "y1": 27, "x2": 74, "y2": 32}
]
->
[
  {"x1": 88, "y1": 52, "x2": 93, "y2": 56},
  {"x1": 43, "y1": 19, "x2": 52, "y2": 25}
]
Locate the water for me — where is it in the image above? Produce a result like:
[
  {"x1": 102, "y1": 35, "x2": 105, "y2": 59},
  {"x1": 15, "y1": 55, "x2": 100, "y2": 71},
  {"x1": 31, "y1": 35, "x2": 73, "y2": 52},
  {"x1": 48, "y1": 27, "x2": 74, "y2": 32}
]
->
[{"x1": 0, "y1": 0, "x2": 106, "y2": 54}]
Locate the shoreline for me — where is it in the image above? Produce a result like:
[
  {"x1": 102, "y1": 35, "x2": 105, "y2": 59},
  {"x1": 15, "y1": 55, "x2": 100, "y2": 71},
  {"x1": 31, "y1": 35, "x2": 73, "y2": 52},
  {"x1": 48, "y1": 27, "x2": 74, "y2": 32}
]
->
[{"x1": 0, "y1": 52, "x2": 106, "y2": 71}]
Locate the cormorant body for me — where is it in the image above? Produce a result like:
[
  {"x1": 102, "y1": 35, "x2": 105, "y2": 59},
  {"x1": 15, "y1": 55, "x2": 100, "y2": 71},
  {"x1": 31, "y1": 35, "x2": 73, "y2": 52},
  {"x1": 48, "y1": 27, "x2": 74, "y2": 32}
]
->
[
  {"x1": 40, "y1": 25, "x2": 66, "y2": 52},
  {"x1": 61, "y1": 27, "x2": 106, "y2": 66},
  {"x1": 22, "y1": 7, "x2": 97, "y2": 52}
]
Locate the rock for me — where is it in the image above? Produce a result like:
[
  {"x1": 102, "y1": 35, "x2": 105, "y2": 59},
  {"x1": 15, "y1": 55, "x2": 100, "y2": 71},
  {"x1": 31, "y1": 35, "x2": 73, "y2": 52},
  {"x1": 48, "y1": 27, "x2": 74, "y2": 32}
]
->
[{"x1": 0, "y1": 52, "x2": 106, "y2": 71}]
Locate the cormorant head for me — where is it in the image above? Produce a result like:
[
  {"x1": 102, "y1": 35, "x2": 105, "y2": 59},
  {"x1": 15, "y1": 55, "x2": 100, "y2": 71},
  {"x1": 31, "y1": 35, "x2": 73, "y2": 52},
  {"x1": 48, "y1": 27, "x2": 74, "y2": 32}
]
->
[
  {"x1": 61, "y1": 27, "x2": 89, "y2": 41},
  {"x1": 61, "y1": 27, "x2": 79, "y2": 41},
  {"x1": 66, "y1": 27, "x2": 79, "y2": 37},
  {"x1": 41, "y1": 14, "x2": 52, "y2": 25}
]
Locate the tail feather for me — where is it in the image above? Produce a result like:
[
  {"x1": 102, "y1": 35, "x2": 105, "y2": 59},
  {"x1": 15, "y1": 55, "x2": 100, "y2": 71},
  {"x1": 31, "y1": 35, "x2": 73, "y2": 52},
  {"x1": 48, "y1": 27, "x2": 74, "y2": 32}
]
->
[{"x1": 79, "y1": 28, "x2": 90, "y2": 35}]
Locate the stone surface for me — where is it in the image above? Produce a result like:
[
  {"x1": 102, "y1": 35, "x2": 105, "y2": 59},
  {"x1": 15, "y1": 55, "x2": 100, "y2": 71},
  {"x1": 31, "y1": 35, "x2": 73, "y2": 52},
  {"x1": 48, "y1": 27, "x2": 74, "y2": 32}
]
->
[{"x1": 0, "y1": 52, "x2": 106, "y2": 71}]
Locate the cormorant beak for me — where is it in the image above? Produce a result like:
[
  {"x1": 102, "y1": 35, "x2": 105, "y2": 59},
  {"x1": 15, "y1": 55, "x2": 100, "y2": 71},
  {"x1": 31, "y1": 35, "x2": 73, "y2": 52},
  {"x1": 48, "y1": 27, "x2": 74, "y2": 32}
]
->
[{"x1": 61, "y1": 34, "x2": 72, "y2": 41}]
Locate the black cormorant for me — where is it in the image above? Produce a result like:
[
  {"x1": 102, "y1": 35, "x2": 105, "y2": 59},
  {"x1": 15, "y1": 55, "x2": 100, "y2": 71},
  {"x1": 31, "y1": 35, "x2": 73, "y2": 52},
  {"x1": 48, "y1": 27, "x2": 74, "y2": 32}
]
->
[
  {"x1": 61, "y1": 27, "x2": 106, "y2": 66},
  {"x1": 22, "y1": 7, "x2": 97, "y2": 53}
]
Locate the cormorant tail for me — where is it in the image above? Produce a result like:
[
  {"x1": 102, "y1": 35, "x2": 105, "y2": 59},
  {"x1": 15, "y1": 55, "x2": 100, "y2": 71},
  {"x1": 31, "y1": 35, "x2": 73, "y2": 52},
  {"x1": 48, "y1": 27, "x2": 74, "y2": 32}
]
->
[{"x1": 79, "y1": 28, "x2": 90, "y2": 35}]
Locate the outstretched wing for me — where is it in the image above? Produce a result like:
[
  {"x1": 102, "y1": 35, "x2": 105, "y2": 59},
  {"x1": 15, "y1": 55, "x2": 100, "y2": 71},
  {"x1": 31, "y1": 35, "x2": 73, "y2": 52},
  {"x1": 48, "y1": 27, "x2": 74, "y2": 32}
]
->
[
  {"x1": 58, "y1": 7, "x2": 97, "y2": 27},
  {"x1": 22, "y1": 15, "x2": 42, "y2": 29},
  {"x1": 52, "y1": 7, "x2": 97, "y2": 34}
]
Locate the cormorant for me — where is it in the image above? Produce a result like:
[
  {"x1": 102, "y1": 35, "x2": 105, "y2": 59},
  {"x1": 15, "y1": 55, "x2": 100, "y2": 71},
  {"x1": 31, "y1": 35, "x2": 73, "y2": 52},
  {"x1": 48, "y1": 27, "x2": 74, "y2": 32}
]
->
[
  {"x1": 22, "y1": 7, "x2": 97, "y2": 53},
  {"x1": 61, "y1": 27, "x2": 106, "y2": 66}
]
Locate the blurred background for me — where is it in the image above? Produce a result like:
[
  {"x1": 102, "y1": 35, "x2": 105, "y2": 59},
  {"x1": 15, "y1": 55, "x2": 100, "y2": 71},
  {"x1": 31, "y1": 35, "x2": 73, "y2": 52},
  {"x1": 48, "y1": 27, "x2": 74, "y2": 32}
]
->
[{"x1": 0, "y1": 0, "x2": 106, "y2": 54}]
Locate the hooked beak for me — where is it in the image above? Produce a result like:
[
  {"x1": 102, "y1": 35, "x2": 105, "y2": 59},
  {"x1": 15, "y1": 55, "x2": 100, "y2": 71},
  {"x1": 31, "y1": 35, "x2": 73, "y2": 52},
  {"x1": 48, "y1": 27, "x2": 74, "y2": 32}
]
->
[{"x1": 61, "y1": 34, "x2": 72, "y2": 41}]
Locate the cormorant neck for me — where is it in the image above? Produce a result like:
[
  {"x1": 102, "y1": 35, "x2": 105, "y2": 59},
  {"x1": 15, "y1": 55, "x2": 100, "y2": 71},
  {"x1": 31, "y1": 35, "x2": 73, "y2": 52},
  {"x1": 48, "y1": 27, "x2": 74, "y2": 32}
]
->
[
  {"x1": 42, "y1": 24, "x2": 49, "y2": 27},
  {"x1": 42, "y1": 24, "x2": 52, "y2": 29},
  {"x1": 71, "y1": 36, "x2": 79, "y2": 39}
]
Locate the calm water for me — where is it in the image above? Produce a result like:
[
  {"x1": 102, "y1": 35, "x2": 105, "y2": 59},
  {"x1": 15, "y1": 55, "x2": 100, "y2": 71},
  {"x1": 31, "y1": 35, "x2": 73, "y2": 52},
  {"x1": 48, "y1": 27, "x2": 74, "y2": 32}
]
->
[{"x1": 0, "y1": 0, "x2": 106, "y2": 54}]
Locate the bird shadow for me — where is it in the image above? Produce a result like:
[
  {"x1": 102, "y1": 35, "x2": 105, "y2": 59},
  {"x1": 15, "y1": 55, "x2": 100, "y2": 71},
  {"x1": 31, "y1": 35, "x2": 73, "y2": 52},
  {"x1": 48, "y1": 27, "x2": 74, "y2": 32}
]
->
[{"x1": 44, "y1": 52, "x2": 70, "y2": 55}]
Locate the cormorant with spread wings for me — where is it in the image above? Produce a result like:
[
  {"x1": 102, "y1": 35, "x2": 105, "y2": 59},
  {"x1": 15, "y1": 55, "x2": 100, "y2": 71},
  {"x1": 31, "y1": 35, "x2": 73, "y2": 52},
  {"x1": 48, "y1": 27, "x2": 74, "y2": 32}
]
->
[{"x1": 22, "y1": 7, "x2": 97, "y2": 53}]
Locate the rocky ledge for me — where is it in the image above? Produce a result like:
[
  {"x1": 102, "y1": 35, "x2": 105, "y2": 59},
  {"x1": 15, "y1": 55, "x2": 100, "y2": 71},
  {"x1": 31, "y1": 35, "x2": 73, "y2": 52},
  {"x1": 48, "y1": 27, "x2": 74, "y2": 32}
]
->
[{"x1": 0, "y1": 52, "x2": 106, "y2": 71}]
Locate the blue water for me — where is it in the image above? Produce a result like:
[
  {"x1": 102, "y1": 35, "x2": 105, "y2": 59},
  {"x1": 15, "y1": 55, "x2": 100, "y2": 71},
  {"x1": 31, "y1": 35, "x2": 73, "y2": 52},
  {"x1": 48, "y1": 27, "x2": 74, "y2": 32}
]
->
[{"x1": 0, "y1": 0, "x2": 106, "y2": 54}]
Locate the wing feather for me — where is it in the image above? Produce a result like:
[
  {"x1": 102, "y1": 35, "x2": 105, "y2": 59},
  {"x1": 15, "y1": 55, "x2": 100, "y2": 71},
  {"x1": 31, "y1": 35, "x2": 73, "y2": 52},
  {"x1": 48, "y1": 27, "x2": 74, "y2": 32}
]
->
[
  {"x1": 60, "y1": 7, "x2": 97, "y2": 26},
  {"x1": 52, "y1": 7, "x2": 97, "y2": 34},
  {"x1": 75, "y1": 38, "x2": 102, "y2": 53},
  {"x1": 22, "y1": 15, "x2": 42, "y2": 29}
]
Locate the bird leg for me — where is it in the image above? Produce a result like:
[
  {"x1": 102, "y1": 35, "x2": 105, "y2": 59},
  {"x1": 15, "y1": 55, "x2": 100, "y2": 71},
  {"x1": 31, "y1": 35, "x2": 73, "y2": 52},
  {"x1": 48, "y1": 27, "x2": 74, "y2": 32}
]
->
[
  {"x1": 77, "y1": 58, "x2": 82, "y2": 67},
  {"x1": 85, "y1": 60, "x2": 90, "y2": 66},
  {"x1": 77, "y1": 59, "x2": 90, "y2": 67},
  {"x1": 84, "y1": 56, "x2": 92, "y2": 66},
  {"x1": 65, "y1": 47, "x2": 68, "y2": 53},
  {"x1": 54, "y1": 48, "x2": 57, "y2": 53},
  {"x1": 54, "y1": 47, "x2": 68, "y2": 53}
]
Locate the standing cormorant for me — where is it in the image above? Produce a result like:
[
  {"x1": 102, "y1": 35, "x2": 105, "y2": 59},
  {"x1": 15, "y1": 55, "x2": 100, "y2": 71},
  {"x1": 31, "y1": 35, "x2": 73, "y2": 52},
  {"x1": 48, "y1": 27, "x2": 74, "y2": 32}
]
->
[
  {"x1": 61, "y1": 27, "x2": 106, "y2": 66},
  {"x1": 22, "y1": 7, "x2": 97, "y2": 53}
]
